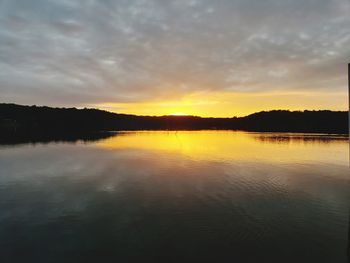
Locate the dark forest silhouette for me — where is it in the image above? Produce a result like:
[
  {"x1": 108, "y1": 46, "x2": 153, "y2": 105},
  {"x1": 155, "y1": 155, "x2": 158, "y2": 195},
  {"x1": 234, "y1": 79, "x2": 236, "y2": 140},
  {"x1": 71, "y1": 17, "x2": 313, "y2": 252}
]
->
[{"x1": 0, "y1": 103, "x2": 348, "y2": 137}]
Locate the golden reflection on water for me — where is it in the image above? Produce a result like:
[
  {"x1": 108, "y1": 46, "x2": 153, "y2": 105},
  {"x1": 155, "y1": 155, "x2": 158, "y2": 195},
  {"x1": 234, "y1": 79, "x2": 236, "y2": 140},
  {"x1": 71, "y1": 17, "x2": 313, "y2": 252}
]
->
[{"x1": 96, "y1": 131, "x2": 348, "y2": 165}]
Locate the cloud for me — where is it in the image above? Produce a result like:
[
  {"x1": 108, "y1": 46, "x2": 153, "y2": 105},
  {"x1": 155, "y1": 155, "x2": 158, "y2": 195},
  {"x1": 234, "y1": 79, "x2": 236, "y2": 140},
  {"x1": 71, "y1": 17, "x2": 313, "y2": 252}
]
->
[{"x1": 0, "y1": 0, "x2": 349, "y2": 107}]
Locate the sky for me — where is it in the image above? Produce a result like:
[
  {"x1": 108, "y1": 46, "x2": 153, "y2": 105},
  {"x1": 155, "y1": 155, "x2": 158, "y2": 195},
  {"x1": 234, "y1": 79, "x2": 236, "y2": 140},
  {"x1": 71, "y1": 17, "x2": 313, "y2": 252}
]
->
[{"x1": 0, "y1": 0, "x2": 349, "y2": 117}]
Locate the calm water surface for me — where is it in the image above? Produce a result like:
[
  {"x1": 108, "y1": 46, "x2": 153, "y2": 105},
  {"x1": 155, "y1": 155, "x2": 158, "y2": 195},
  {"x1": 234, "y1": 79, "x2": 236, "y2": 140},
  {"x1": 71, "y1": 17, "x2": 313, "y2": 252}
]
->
[{"x1": 0, "y1": 131, "x2": 349, "y2": 262}]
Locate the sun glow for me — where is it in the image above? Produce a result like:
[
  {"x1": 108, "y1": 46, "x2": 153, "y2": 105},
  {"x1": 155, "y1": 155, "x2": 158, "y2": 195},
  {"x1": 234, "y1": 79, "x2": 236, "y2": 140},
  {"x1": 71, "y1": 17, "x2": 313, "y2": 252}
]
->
[
  {"x1": 94, "y1": 90, "x2": 347, "y2": 118},
  {"x1": 170, "y1": 112, "x2": 188, "y2": 116}
]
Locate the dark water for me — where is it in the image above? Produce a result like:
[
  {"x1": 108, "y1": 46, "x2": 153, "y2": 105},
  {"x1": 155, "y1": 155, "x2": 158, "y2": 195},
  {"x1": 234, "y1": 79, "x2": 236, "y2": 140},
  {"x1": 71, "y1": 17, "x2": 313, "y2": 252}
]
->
[{"x1": 0, "y1": 131, "x2": 349, "y2": 263}]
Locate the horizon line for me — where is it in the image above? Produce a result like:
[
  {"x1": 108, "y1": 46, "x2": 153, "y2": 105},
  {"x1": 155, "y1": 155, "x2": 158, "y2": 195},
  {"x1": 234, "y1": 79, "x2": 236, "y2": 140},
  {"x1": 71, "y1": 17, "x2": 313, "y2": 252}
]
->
[{"x1": 1, "y1": 102, "x2": 347, "y2": 119}]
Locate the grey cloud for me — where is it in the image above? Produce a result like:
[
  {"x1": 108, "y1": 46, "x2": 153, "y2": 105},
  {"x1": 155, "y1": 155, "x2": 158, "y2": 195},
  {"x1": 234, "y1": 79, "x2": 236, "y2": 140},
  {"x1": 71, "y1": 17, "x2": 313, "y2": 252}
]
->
[{"x1": 0, "y1": 0, "x2": 349, "y2": 106}]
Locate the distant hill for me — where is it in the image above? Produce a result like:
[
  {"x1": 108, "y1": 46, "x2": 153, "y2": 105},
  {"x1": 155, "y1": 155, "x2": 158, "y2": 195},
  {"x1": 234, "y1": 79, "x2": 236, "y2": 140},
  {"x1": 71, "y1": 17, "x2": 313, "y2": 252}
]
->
[{"x1": 0, "y1": 103, "x2": 348, "y2": 134}]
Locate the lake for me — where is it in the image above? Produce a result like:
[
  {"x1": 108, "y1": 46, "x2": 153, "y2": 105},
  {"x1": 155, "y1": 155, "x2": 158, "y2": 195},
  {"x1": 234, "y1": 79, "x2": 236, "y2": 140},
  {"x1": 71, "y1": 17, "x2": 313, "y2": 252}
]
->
[{"x1": 0, "y1": 131, "x2": 349, "y2": 262}]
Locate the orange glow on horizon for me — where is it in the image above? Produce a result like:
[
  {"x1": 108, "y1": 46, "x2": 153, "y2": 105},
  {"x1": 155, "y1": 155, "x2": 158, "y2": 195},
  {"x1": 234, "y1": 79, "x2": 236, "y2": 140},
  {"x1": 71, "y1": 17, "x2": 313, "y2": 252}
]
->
[
  {"x1": 92, "y1": 90, "x2": 347, "y2": 118},
  {"x1": 170, "y1": 112, "x2": 189, "y2": 116}
]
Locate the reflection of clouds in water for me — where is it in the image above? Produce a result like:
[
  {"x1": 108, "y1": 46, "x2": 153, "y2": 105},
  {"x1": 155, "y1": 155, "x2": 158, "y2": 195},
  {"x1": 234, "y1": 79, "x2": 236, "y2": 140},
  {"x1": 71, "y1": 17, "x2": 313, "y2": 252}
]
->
[
  {"x1": 0, "y1": 134, "x2": 348, "y2": 262},
  {"x1": 99, "y1": 184, "x2": 116, "y2": 193},
  {"x1": 0, "y1": 139, "x2": 348, "y2": 220}
]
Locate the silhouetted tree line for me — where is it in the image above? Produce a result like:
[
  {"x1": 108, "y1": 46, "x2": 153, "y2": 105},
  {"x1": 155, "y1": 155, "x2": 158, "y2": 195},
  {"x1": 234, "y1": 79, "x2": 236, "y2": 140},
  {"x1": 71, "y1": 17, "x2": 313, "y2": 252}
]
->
[{"x1": 0, "y1": 103, "x2": 348, "y2": 135}]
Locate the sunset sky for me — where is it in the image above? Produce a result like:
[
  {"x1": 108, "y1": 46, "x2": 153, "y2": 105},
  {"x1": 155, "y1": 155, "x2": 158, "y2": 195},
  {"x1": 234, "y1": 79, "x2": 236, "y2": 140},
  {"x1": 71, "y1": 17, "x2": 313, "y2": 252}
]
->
[{"x1": 0, "y1": 0, "x2": 349, "y2": 117}]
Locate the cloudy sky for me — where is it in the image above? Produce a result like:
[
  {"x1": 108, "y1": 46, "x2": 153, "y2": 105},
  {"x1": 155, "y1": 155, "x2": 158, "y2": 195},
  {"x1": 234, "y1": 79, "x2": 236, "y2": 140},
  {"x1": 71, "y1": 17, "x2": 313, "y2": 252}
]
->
[{"x1": 0, "y1": 0, "x2": 349, "y2": 116}]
